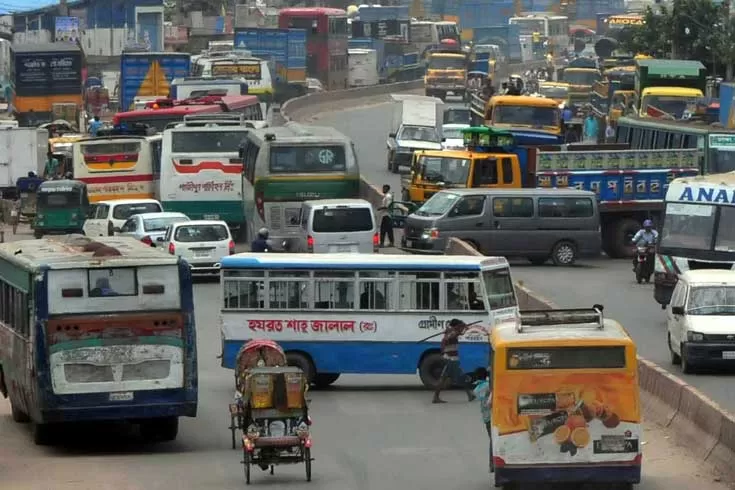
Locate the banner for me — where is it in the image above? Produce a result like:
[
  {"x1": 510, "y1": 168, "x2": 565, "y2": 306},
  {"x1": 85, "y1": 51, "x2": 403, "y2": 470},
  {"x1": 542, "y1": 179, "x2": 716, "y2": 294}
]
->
[{"x1": 55, "y1": 17, "x2": 80, "y2": 43}]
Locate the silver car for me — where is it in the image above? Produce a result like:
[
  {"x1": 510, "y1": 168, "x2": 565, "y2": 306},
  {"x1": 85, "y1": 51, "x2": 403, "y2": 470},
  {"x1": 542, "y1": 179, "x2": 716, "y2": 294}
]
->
[{"x1": 117, "y1": 212, "x2": 191, "y2": 246}]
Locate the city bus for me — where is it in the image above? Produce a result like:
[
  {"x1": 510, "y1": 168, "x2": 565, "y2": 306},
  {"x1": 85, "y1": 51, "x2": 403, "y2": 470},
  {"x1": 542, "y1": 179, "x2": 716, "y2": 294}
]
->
[
  {"x1": 240, "y1": 123, "x2": 360, "y2": 248},
  {"x1": 112, "y1": 95, "x2": 263, "y2": 133},
  {"x1": 509, "y1": 15, "x2": 570, "y2": 53},
  {"x1": 72, "y1": 125, "x2": 161, "y2": 202},
  {"x1": 0, "y1": 235, "x2": 197, "y2": 445},
  {"x1": 159, "y1": 115, "x2": 251, "y2": 236},
  {"x1": 411, "y1": 21, "x2": 461, "y2": 59},
  {"x1": 615, "y1": 116, "x2": 735, "y2": 174},
  {"x1": 191, "y1": 54, "x2": 274, "y2": 110},
  {"x1": 279, "y1": 7, "x2": 349, "y2": 90},
  {"x1": 218, "y1": 253, "x2": 519, "y2": 388},
  {"x1": 654, "y1": 173, "x2": 735, "y2": 308}
]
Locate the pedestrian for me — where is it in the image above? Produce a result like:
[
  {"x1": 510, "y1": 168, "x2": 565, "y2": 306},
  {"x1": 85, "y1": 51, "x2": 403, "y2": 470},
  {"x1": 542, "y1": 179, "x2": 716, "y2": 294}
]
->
[
  {"x1": 432, "y1": 319, "x2": 476, "y2": 404},
  {"x1": 583, "y1": 112, "x2": 599, "y2": 144},
  {"x1": 472, "y1": 367, "x2": 494, "y2": 472},
  {"x1": 10, "y1": 196, "x2": 20, "y2": 235},
  {"x1": 377, "y1": 184, "x2": 394, "y2": 248},
  {"x1": 605, "y1": 118, "x2": 616, "y2": 143},
  {"x1": 88, "y1": 115, "x2": 103, "y2": 136},
  {"x1": 44, "y1": 150, "x2": 60, "y2": 180}
]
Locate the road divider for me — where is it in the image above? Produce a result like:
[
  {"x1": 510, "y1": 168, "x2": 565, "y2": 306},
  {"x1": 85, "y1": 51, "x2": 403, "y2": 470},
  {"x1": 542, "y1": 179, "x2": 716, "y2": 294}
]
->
[{"x1": 445, "y1": 235, "x2": 735, "y2": 483}]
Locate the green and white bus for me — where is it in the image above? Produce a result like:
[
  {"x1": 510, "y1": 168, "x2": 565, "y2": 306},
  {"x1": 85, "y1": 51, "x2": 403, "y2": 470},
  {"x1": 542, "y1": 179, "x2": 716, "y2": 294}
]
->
[
  {"x1": 240, "y1": 123, "x2": 360, "y2": 248},
  {"x1": 615, "y1": 116, "x2": 735, "y2": 174}
]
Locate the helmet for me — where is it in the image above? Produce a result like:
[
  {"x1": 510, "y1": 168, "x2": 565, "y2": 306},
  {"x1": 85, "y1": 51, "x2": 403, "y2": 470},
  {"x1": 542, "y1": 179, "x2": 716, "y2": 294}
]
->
[
  {"x1": 257, "y1": 227, "x2": 269, "y2": 239},
  {"x1": 643, "y1": 219, "x2": 653, "y2": 228}
]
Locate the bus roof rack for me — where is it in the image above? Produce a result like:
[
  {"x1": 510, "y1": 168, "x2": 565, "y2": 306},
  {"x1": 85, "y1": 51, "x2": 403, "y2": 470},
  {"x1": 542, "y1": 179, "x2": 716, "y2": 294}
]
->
[{"x1": 517, "y1": 305, "x2": 604, "y2": 333}]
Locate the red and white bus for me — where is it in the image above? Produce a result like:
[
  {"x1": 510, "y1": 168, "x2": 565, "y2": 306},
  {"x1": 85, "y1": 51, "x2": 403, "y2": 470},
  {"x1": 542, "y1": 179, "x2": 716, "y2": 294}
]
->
[
  {"x1": 112, "y1": 95, "x2": 264, "y2": 133},
  {"x1": 278, "y1": 7, "x2": 349, "y2": 91}
]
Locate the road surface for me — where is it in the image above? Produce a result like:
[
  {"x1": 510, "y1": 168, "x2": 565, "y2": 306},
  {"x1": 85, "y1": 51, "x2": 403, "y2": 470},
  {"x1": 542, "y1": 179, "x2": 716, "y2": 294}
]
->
[{"x1": 315, "y1": 102, "x2": 735, "y2": 414}]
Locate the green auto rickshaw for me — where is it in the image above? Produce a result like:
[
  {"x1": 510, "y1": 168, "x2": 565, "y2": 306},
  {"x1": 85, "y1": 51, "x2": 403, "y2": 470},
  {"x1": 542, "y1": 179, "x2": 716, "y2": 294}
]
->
[{"x1": 33, "y1": 180, "x2": 89, "y2": 239}]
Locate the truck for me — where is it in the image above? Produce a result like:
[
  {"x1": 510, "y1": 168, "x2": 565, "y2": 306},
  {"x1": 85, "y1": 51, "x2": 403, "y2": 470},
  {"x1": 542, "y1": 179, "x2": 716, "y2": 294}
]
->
[
  {"x1": 0, "y1": 127, "x2": 48, "y2": 197},
  {"x1": 560, "y1": 57, "x2": 601, "y2": 115},
  {"x1": 119, "y1": 52, "x2": 191, "y2": 112},
  {"x1": 590, "y1": 66, "x2": 635, "y2": 124},
  {"x1": 386, "y1": 94, "x2": 444, "y2": 173},
  {"x1": 636, "y1": 59, "x2": 706, "y2": 119},
  {"x1": 424, "y1": 48, "x2": 469, "y2": 100},
  {"x1": 233, "y1": 27, "x2": 307, "y2": 103},
  {"x1": 10, "y1": 43, "x2": 84, "y2": 127},
  {"x1": 455, "y1": 128, "x2": 701, "y2": 258}
]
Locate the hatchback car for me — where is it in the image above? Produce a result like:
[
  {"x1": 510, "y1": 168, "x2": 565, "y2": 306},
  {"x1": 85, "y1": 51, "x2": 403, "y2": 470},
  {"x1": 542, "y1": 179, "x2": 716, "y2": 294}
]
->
[
  {"x1": 83, "y1": 199, "x2": 163, "y2": 237},
  {"x1": 162, "y1": 220, "x2": 235, "y2": 274},
  {"x1": 117, "y1": 212, "x2": 191, "y2": 246}
]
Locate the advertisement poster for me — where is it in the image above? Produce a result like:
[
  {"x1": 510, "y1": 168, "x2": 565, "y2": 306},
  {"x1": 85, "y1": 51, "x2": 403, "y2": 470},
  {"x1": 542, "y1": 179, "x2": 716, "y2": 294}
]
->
[
  {"x1": 55, "y1": 16, "x2": 79, "y2": 43},
  {"x1": 493, "y1": 348, "x2": 641, "y2": 465},
  {"x1": 14, "y1": 53, "x2": 82, "y2": 97},
  {"x1": 211, "y1": 62, "x2": 261, "y2": 80}
]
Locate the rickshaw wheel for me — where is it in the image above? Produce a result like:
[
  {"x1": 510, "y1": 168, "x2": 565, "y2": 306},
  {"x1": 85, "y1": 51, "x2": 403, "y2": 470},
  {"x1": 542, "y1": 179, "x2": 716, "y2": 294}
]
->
[
  {"x1": 243, "y1": 450, "x2": 251, "y2": 484},
  {"x1": 304, "y1": 447, "x2": 312, "y2": 482}
]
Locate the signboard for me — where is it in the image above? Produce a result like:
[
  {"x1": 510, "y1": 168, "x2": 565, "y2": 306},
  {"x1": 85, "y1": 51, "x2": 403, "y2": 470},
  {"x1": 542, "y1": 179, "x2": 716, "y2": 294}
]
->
[
  {"x1": 14, "y1": 52, "x2": 83, "y2": 97},
  {"x1": 211, "y1": 62, "x2": 262, "y2": 79},
  {"x1": 607, "y1": 16, "x2": 644, "y2": 28},
  {"x1": 233, "y1": 28, "x2": 306, "y2": 83},
  {"x1": 709, "y1": 134, "x2": 735, "y2": 148},
  {"x1": 350, "y1": 20, "x2": 410, "y2": 43},
  {"x1": 54, "y1": 16, "x2": 80, "y2": 43}
]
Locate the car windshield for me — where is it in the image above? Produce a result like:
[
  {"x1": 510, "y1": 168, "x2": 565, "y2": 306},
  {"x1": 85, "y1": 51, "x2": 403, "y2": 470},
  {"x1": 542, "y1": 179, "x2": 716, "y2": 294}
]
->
[
  {"x1": 174, "y1": 224, "x2": 229, "y2": 242},
  {"x1": 398, "y1": 126, "x2": 441, "y2": 142},
  {"x1": 687, "y1": 286, "x2": 735, "y2": 315},
  {"x1": 493, "y1": 105, "x2": 559, "y2": 127},
  {"x1": 418, "y1": 156, "x2": 470, "y2": 185},
  {"x1": 563, "y1": 71, "x2": 600, "y2": 86},
  {"x1": 415, "y1": 192, "x2": 459, "y2": 216},
  {"x1": 641, "y1": 95, "x2": 698, "y2": 119},
  {"x1": 539, "y1": 85, "x2": 568, "y2": 99},
  {"x1": 113, "y1": 203, "x2": 162, "y2": 220},
  {"x1": 144, "y1": 216, "x2": 189, "y2": 232}
]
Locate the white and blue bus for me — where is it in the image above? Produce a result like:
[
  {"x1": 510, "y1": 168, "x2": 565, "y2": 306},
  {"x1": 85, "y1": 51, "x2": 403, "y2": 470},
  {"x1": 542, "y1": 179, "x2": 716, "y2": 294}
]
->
[{"x1": 219, "y1": 253, "x2": 518, "y2": 388}]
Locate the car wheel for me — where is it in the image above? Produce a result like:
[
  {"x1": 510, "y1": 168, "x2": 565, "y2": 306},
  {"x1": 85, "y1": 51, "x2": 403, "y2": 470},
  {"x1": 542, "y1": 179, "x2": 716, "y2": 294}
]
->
[
  {"x1": 551, "y1": 241, "x2": 577, "y2": 266},
  {"x1": 668, "y1": 333, "x2": 681, "y2": 365},
  {"x1": 681, "y1": 344, "x2": 695, "y2": 374}
]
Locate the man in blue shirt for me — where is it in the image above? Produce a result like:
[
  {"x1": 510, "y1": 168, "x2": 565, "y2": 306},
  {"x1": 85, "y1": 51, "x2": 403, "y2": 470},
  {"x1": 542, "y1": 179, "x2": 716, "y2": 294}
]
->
[
  {"x1": 88, "y1": 116, "x2": 103, "y2": 136},
  {"x1": 583, "y1": 113, "x2": 599, "y2": 143}
]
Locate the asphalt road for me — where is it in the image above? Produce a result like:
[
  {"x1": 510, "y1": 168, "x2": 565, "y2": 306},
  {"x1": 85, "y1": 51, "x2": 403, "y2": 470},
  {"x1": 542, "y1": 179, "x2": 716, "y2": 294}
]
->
[
  {"x1": 315, "y1": 103, "x2": 735, "y2": 414},
  {"x1": 0, "y1": 278, "x2": 728, "y2": 490}
]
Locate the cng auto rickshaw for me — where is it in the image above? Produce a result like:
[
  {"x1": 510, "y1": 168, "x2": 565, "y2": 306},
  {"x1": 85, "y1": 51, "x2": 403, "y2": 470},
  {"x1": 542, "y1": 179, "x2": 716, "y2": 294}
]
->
[
  {"x1": 33, "y1": 180, "x2": 89, "y2": 238},
  {"x1": 16, "y1": 175, "x2": 44, "y2": 223}
]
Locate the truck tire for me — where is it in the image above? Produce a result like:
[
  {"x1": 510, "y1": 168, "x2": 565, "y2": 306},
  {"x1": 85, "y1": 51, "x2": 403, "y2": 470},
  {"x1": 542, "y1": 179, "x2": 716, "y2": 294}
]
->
[{"x1": 611, "y1": 218, "x2": 640, "y2": 258}]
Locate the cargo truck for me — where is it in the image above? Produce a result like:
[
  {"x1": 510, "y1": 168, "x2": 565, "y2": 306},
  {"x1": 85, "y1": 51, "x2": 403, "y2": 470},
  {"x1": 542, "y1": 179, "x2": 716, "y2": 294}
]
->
[
  {"x1": 635, "y1": 59, "x2": 706, "y2": 119},
  {"x1": 0, "y1": 127, "x2": 49, "y2": 197},
  {"x1": 119, "y1": 52, "x2": 190, "y2": 112},
  {"x1": 424, "y1": 48, "x2": 469, "y2": 100},
  {"x1": 386, "y1": 94, "x2": 444, "y2": 173}
]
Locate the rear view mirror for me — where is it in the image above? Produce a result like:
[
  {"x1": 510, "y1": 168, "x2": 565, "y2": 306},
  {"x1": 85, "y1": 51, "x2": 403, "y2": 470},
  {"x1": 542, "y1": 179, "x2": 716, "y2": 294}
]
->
[
  {"x1": 389, "y1": 133, "x2": 396, "y2": 138},
  {"x1": 671, "y1": 306, "x2": 685, "y2": 315}
]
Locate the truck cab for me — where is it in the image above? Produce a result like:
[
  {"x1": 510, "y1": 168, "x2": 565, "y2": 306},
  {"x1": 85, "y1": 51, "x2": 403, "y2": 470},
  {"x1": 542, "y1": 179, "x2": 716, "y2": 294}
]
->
[
  {"x1": 635, "y1": 59, "x2": 706, "y2": 120},
  {"x1": 401, "y1": 127, "x2": 522, "y2": 204},
  {"x1": 387, "y1": 94, "x2": 444, "y2": 174},
  {"x1": 424, "y1": 48, "x2": 469, "y2": 100}
]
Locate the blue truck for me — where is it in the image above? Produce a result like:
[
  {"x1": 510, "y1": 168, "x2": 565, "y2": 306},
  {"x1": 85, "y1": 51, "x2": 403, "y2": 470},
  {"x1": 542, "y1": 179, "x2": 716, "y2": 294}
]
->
[{"x1": 119, "y1": 52, "x2": 190, "y2": 112}]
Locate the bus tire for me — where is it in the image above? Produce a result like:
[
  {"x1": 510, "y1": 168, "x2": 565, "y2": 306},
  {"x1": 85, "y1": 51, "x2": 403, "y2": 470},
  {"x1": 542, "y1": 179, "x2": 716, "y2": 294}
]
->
[
  {"x1": 32, "y1": 422, "x2": 54, "y2": 446},
  {"x1": 10, "y1": 397, "x2": 30, "y2": 423},
  {"x1": 418, "y1": 352, "x2": 445, "y2": 389},
  {"x1": 286, "y1": 352, "x2": 315, "y2": 385},
  {"x1": 314, "y1": 373, "x2": 340, "y2": 388}
]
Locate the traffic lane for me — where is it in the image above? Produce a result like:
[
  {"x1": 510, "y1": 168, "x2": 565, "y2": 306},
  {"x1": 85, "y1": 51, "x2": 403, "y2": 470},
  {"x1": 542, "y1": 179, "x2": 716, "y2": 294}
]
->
[
  {"x1": 311, "y1": 102, "x2": 403, "y2": 194},
  {"x1": 510, "y1": 257, "x2": 735, "y2": 413},
  {"x1": 0, "y1": 281, "x2": 729, "y2": 490}
]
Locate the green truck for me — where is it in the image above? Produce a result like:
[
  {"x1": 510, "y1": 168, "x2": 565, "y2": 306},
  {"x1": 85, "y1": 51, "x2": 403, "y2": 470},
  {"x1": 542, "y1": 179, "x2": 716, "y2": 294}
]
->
[{"x1": 635, "y1": 59, "x2": 707, "y2": 119}]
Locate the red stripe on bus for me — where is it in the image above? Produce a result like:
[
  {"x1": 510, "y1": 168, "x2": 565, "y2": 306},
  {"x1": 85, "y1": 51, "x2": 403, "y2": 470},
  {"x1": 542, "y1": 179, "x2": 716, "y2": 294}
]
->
[
  {"x1": 80, "y1": 174, "x2": 154, "y2": 184},
  {"x1": 84, "y1": 153, "x2": 139, "y2": 163},
  {"x1": 173, "y1": 160, "x2": 243, "y2": 174}
]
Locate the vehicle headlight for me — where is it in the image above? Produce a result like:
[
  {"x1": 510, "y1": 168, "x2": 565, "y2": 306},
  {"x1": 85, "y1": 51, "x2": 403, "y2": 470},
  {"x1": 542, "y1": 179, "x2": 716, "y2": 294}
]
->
[
  {"x1": 421, "y1": 228, "x2": 440, "y2": 240},
  {"x1": 295, "y1": 422, "x2": 310, "y2": 438},
  {"x1": 687, "y1": 331, "x2": 705, "y2": 342},
  {"x1": 246, "y1": 424, "x2": 261, "y2": 439}
]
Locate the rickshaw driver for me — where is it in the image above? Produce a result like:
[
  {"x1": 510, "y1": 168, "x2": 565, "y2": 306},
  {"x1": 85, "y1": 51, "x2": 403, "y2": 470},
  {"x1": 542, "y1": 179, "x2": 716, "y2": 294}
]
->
[{"x1": 432, "y1": 319, "x2": 477, "y2": 404}]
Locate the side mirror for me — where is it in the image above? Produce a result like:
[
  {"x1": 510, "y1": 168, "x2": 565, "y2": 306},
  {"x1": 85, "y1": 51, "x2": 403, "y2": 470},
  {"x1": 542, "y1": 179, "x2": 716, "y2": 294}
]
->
[
  {"x1": 441, "y1": 137, "x2": 446, "y2": 142},
  {"x1": 113, "y1": 226, "x2": 121, "y2": 233},
  {"x1": 156, "y1": 237, "x2": 164, "y2": 242},
  {"x1": 389, "y1": 132, "x2": 396, "y2": 138},
  {"x1": 671, "y1": 306, "x2": 685, "y2": 316}
]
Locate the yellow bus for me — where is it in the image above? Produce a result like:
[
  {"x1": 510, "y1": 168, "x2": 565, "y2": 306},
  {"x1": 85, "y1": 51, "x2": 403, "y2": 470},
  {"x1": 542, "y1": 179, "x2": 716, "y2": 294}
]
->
[{"x1": 489, "y1": 306, "x2": 641, "y2": 488}]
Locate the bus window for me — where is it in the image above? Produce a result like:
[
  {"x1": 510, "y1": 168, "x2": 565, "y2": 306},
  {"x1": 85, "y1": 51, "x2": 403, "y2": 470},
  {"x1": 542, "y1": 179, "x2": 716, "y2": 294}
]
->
[
  {"x1": 314, "y1": 271, "x2": 355, "y2": 309},
  {"x1": 268, "y1": 270, "x2": 310, "y2": 309},
  {"x1": 358, "y1": 271, "x2": 392, "y2": 310},
  {"x1": 444, "y1": 272, "x2": 484, "y2": 311},
  {"x1": 398, "y1": 271, "x2": 440, "y2": 310},
  {"x1": 670, "y1": 132, "x2": 683, "y2": 149},
  {"x1": 631, "y1": 127, "x2": 642, "y2": 149},
  {"x1": 223, "y1": 270, "x2": 264, "y2": 309}
]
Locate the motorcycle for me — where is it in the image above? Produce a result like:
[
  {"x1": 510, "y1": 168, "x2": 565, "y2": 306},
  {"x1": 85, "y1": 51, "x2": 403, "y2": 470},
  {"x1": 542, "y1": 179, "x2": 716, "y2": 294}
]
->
[{"x1": 635, "y1": 243, "x2": 656, "y2": 284}]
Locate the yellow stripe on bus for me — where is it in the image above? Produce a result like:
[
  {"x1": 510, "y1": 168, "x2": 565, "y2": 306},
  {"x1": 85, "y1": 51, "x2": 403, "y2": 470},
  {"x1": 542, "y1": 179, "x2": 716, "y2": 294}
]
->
[
  {"x1": 85, "y1": 162, "x2": 138, "y2": 171},
  {"x1": 89, "y1": 192, "x2": 154, "y2": 202}
]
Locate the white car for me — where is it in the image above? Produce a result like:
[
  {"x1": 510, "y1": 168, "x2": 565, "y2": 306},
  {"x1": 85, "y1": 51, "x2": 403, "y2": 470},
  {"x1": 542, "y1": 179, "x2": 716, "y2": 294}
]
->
[
  {"x1": 442, "y1": 124, "x2": 470, "y2": 150},
  {"x1": 117, "y1": 212, "x2": 190, "y2": 246},
  {"x1": 162, "y1": 220, "x2": 234, "y2": 274},
  {"x1": 83, "y1": 199, "x2": 163, "y2": 237},
  {"x1": 667, "y1": 269, "x2": 735, "y2": 374}
]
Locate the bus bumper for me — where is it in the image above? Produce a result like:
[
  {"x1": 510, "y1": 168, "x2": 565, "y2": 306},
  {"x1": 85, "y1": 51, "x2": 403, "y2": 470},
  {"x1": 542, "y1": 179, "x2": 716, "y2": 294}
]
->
[
  {"x1": 40, "y1": 390, "x2": 197, "y2": 423},
  {"x1": 494, "y1": 463, "x2": 641, "y2": 485}
]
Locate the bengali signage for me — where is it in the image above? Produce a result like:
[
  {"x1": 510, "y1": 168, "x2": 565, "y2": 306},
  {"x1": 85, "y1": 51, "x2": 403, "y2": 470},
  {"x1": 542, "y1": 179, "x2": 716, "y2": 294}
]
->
[
  {"x1": 211, "y1": 63, "x2": 262, "y2": 80},
  {"x1": 14, "y1": 52, "x2": 82, "y2": 97}
]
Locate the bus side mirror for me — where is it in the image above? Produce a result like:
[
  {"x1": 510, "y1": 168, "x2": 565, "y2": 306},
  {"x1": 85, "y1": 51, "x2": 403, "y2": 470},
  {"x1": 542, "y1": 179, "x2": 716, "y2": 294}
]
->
[{"x1": 389, "y1": 133, "x2": 396, "y2": 138}]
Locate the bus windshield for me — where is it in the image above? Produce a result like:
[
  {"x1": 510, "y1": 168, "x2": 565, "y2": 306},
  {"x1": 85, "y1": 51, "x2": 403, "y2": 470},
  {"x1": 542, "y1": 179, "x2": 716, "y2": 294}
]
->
[
  {"x1": 563, "y1": 71, "x2": 600, "y2": 86},
  {"x1": 481, "y1": 267, "x2": 517, "y2": 310},
  {"x1": 641, "y1": 95, "x2": 698, "y2": 119},
  {"x1": 660, "y1": 202, "x2": 720, "y2": 251},
  {"x1": 171, "y1": 131, "x2": 247, "y2": 153},
  {"x1": 269, "y1": 145, "x2": 347, "y2": 173},
  {"x1": 428, "y1": 57, "x2": 466, "y2": 70},
  {"x1": 493, "y1": 105, "x2": 559, "y2": 127},
  {"x1": 539, "y1": 85, "x2": 569, "y2": 99},
  {"x1": 418, "y1": 156, "x2": 470, "y2": 185}
]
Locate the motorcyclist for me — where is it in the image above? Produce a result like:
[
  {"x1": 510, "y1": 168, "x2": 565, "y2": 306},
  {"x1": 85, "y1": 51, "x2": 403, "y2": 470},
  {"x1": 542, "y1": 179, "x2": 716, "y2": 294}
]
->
[
  {"x1": 631, "y1": 219, "x2": 658, "y2": 269},
  {"x1": 251, "y1": 227, "x2": 271, "y2": 253}
]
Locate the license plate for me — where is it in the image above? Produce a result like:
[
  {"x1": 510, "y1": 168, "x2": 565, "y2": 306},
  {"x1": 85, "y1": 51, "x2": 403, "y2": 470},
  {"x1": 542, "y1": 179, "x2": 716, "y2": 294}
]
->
[
  {"x1": 723, "y1": 351, "x2": 735, "y2": 359},
  {"x1": 195, "y1": 251, "x2": 210, "y2": 258},
  {"x1": 203, "y1": 214, "x2": 219, "y2": 220},
  {"x1": 109, "y1": 391, "x2": 133, "y2": 402},
  {"x1": 337, "y1": 245, "x2": 351, "y2": 252}
]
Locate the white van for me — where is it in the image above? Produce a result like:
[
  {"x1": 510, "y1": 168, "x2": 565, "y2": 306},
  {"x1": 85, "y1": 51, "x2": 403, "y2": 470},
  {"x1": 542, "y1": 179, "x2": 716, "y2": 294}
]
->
[
  {"x1": 84, "y1": 199, "x2": 163, "y2": 237},
  {"x1": 162, "y1": 220, "x2": 234, "y2": 274},
  {"x1": 667, "y1": 269, "x2": 735, "y2": 374},
  {"x1": 293, "y1": 199, "x2": 378, "y2": 254}
]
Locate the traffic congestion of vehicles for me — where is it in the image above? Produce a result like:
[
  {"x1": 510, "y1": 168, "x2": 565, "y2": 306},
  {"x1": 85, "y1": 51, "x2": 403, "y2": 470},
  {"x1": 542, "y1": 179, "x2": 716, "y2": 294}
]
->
[{"x1": 0, "y1": 4, "x2": 733, "y2": 489}]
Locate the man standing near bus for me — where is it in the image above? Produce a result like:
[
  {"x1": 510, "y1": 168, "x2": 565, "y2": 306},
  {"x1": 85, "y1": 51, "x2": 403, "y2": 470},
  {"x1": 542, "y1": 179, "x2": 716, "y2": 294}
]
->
[
  {"x1": 377, "y1": 184, "x2": 394, "y2": 248},
  {"x1": 433, "y1": 319, "x2": 476, "y2": 404}
]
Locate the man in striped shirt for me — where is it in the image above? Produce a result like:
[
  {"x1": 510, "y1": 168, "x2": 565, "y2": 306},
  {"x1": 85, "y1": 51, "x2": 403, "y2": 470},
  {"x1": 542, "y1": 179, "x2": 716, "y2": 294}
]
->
[{"x1": 432, "y1": 319, "x2": 476, "y2": 404}]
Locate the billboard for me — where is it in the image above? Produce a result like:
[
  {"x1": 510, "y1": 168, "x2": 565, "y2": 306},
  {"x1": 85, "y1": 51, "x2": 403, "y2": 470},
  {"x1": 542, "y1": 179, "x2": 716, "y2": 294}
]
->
[{"x1": 54, "y1": 17, "x2": 80, "y2": 43}]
